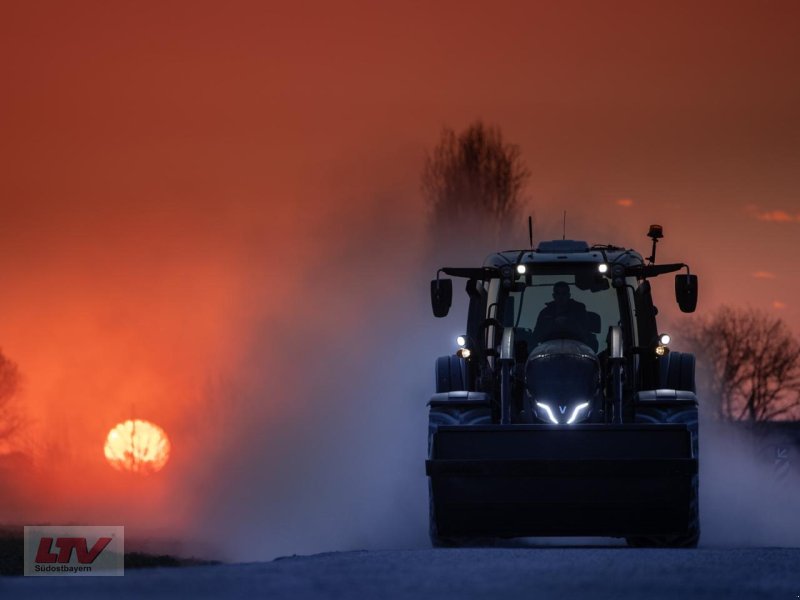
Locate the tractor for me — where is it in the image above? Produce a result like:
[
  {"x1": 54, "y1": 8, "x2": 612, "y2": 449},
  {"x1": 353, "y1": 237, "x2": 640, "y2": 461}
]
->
[{"x1": 426, "y1": 226, "x2": 700, "y2": 547}]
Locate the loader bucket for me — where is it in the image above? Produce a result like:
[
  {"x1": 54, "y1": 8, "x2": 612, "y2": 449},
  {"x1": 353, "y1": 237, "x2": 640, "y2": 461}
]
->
[{"x1": 426, "y1": 424, "x2": 697, "y2": 539}]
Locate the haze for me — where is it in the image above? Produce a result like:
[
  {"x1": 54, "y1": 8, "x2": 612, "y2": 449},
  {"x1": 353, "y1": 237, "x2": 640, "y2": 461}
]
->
[{"x1": 1, "y1": 1, "x2": 799, "y2": 559}]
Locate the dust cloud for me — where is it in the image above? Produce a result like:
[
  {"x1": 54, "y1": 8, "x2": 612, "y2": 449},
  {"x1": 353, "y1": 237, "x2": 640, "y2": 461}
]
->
[
  {"x1": 178, "y1": 216, "x2": 800, "y2": 560},
  {"x1": 171, "y1": 195, "x2": 451, "y2": 562},
  {"x1": 4, "y1": 186, "x2": 797, "y2": 560},
  {"x1": 700, "y1": 417, "x2": 800, "y2": 547}
]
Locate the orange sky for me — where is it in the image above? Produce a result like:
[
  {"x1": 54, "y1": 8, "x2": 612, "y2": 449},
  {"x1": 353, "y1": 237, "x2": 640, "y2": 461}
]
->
[{"x1": 1, "y1": 0, "x2": 799, "y2": 554}]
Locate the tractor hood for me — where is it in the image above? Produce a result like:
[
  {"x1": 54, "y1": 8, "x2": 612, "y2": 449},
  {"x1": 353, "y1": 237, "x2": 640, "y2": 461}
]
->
[{"x1": 525, "y1": 339, "x2": 601, "y2": 425}]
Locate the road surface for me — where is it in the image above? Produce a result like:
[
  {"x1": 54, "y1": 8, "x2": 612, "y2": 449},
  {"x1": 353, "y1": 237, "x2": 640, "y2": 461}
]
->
[{"x1": 3, "y1": 547, "x2": 799, "y2": 599}]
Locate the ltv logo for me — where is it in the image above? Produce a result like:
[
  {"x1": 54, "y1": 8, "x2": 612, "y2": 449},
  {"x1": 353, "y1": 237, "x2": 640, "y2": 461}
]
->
[
  {"x1": 35, "y1": 536, "x2": 112, "y2": 564},
  {"x1": 24, "y1": 526, "x2": 124, "y2": 576}
]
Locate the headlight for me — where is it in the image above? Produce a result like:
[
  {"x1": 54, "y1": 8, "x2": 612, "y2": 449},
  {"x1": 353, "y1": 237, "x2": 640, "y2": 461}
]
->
[
  {"x1": 566, "y1": 402, "x2": 590, "y2": 424},
  {"x1": 535, "y1": 401, "x2": 591, "y2": 425},
  {"x1": 655, "y1": 333, "x2": 670, "y2": 357},
  {"x1": 535, "y1": 402, "x2": 559, "y2": 424}
]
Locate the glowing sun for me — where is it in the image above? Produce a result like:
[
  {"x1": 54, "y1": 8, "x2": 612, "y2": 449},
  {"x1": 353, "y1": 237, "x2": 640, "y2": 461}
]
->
[{"x1": 104, "y1": 419, "x2": 171, "y2": 474}]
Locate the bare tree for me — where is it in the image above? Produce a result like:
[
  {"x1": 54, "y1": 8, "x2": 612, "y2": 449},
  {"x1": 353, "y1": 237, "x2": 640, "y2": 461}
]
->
[
  {"x1": 686, "y1": 306, "x2": 800, "y2": 422},
  {"x1": 0, "y1": 350, "x2": 21, "y2": 441},
  {"x1": 422, "y1": 120, "x2": 529, "y2": 251}
]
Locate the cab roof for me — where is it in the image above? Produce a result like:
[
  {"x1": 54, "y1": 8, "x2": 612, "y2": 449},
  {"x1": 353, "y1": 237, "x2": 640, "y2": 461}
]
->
[{"x1": 483, "y1": 240, "x2": 646, "y2": 269}]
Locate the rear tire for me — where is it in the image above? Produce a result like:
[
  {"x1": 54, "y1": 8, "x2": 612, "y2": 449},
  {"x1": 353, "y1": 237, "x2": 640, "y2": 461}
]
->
[
  {"x1": 435, "y1": 356, "x2": 467, "y2": 393},
  {"x1": 661, "y1": 352, "x2": 696, "y2": 392}
]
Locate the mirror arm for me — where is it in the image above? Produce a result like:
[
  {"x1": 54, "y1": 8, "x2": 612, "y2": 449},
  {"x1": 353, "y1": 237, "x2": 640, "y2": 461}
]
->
[{"x1": 626, "y1": 262, "x2": 687, "y2": 278}]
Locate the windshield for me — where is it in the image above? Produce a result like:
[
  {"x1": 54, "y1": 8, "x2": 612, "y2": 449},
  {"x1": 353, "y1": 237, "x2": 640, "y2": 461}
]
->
[{"x1": 492, "y1": 270, "x2": 625, "y2": 354}]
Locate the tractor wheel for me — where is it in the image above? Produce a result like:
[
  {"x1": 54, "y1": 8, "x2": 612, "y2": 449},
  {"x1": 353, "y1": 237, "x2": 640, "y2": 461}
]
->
[
  {"x1": 626, "y1": 474, "x2": 700, "y2": 548},
  {"x1": 428, "y1": 482, "x2": 459, "y2": 548},
  {"x1": 662, "y1": 352, "x2": 696, "y2": 392},
  {"x1": 428, "y1": 405, "x2": 492, "y2": 548},
  {"x1": 429, "y1": 486, "x2": 497, "y2": 548},
  {"x1": 435, "y1": 355, "x2": 467, "y2": 393}
]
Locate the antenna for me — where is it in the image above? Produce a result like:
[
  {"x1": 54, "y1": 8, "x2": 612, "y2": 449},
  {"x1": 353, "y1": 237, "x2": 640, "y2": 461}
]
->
[
  {"x1": 528, "y1": 216, "x2": 533, "y2": 249},
  {"x1": 562, "y1": 211, "x2": 567, "y2": 240}
]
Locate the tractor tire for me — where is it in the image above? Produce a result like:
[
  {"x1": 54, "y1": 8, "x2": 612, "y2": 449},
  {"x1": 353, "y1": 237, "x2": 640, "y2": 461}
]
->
[
  {"x1": 428, "y1": 404, "x2": 492, "y2": 548},
  {"x1": 625, "y1": 474, "x2": 700, "y2": 548},
  {"x1": 429, "y1": 485, "x2": 497, "y2": 548},
  {"x1": 435, "y1": 356, "x2": 467, "y2": 393},
  {"x1": 632, "y1": 364, "x2": 700, "y2": 548},
  {"x1": 429, "y1": 481, "x2": 465, "y2": 548},
  {"x1": 661, "y1": 352, "x2": 696, "y2": 392}
]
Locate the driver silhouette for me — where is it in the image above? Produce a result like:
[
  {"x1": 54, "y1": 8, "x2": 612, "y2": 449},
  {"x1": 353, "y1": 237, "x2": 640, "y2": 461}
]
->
[{"x1": 531, "y1": 281, "x2": 592, "y2": 347}]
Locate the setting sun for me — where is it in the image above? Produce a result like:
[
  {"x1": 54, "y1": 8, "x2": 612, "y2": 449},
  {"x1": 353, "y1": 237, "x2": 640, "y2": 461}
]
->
[{"x1": 104, "y1": 419, "x2": 171, "y2": 474}]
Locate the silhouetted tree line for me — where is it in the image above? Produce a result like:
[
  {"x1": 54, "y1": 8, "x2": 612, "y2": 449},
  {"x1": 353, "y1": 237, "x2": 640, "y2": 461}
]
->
[
  {"x1": 421, "y1": 121, "x2": 798, "y2": 423},
  {"x1": 687, "y1": 306, "x2": 800, "y2": 423},
  {"x1": 422, "y1": 120, "x2": 529, "y2": 252}
]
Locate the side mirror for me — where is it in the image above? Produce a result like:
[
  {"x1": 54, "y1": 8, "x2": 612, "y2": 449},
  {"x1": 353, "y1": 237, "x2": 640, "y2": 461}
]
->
[
  {"x1": 675, "y1": 274, "x2": 698, "y2": 313},
  {"x1": 431, "y1": 278, "x2": 453, "y2": 318}
]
